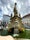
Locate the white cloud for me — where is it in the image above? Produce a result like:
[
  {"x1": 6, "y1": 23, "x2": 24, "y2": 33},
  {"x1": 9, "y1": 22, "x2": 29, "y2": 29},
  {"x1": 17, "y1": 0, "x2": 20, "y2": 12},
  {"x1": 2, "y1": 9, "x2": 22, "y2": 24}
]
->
[
  {"x1": 2, "y1": 6, "x2": 8, "y2": 15},
  {"x1": 7, "y1": 3, "x2": 11, "y2": 10},
  {"x1": 28, "y1": 0, "x2": 30, "y2": 6},
  {"x1": 12, "y1": 0, "x2": 17, "y2": 3}
]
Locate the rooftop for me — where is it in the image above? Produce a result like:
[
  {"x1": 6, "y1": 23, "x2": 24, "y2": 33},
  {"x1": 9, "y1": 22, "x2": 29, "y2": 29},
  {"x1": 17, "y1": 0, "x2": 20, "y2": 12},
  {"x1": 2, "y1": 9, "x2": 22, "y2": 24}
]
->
[
  {"x1": 22, "y1": 13, "x2": 30, "y2": 19},
  {"x1": 3, "y1": 14, "x2": 11, "y2": 17}
]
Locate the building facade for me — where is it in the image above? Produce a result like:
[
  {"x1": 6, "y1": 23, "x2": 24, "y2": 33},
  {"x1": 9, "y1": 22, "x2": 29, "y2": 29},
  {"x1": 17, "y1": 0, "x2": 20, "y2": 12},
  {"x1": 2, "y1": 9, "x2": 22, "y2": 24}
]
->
[
  {"x1": 22, "y1": 14, "x2": 30, "y2": 26},
  {"x1": 3, "y1": 15, "x2": 10, "y2": 28},
  {"x1": 3, "y1": 15, "x2": 10, "y2": 23}
]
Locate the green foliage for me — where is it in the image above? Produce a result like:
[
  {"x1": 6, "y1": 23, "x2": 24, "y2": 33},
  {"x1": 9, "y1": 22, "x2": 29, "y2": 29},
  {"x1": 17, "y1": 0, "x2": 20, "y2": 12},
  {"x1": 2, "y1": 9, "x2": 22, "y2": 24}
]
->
[
  {"x1": 13, "y1": 30, "x2": 30, "y2": 39},
  {"x1": 0, "y1": 30, "x2": 8, "y2": 36}
]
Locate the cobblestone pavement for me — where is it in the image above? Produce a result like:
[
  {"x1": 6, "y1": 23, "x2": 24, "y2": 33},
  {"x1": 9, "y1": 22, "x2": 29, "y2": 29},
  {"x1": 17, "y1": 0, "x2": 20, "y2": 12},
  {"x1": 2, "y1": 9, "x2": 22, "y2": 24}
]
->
[{"x1": 15, "y1": 38, "x2": 30, "y2": 40}]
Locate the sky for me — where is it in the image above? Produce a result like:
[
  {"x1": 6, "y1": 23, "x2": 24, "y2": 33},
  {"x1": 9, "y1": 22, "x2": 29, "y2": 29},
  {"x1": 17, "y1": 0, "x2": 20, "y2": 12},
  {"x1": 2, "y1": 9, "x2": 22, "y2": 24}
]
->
[{"x1": 0, "y1": 0, "x2": 30, "y2": 20}]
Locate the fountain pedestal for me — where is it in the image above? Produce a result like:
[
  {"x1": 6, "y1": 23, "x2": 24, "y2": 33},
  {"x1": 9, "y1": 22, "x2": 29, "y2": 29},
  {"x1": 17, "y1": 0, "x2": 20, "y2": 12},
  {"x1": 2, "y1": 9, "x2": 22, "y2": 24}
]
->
[{"x1": 14, "y1": 29, "x2": 19, "y2": 34}]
